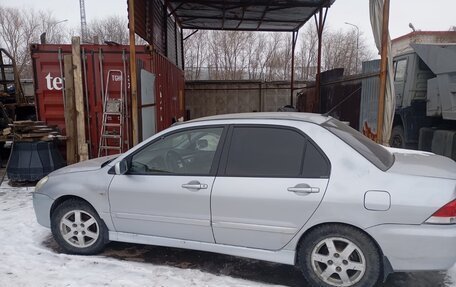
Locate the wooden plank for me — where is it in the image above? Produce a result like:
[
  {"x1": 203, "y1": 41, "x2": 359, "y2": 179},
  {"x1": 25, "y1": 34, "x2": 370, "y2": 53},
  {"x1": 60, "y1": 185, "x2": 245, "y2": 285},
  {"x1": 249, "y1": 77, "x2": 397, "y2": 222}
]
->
[
  {"x1": 377, "y1": 0, "x2": 390, "y2": 145},
  {"x1": 72, "y1": 37, "x2": 89, "y2": 161},
  {"x1": 128, "y1": 0, "x2": 139, "y2": 146},
  {"x1": 63, "y1": 54, "x2": 78, "y2": 165},
  {"x1": 2, "y1": 127, "x2": 11, "y2": 136},
  {"x1": 20, "y1": 133, "x2": 53, "y2": 138}
]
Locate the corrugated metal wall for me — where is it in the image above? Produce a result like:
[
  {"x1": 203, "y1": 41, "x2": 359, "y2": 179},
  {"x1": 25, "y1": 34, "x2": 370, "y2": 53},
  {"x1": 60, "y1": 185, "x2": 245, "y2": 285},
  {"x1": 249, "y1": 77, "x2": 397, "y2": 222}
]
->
[
  {"x1": 176, "y1": 27, "x2": 183, "y2": 69},
  {"x1": 166, "y1": 16, "x2": 175, "y2": 65},
  {"x1": 132, "y1": 0, "x2": 183, "y2": 69},
  {"x1": 359, "y1": 60, "x2": 381, "y2": 139}
]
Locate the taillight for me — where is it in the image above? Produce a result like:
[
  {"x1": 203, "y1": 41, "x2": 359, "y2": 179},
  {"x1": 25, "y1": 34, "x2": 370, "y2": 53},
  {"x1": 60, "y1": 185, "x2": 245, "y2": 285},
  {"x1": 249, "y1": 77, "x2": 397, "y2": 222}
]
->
[{"x1": 425, "y1": 199, "x2": 456, "y2": 224}]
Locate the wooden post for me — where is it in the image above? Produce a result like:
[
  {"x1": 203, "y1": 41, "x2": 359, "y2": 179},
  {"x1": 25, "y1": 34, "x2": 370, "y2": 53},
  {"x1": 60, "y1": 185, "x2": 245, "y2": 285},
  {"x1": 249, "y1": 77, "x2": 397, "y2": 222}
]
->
[
  {"x1": 377, "y1": 0, "x2": 390, "y2": 144},
  {"x1": 128, "y1": 0, "x2": 139, "y2": 145},
  {"x1": 71, "y1": 37, "x2": 89, "y2": 161},
  {"x1": 63, "y1": 55, "x2": 78, "y2": 164}
]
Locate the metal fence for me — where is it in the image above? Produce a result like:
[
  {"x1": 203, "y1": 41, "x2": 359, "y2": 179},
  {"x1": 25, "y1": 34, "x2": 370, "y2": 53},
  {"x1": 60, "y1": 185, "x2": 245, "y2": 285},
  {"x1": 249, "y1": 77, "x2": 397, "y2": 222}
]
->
[{"x1": 297, "y1": 60, "x2": 380, "y2": 132}]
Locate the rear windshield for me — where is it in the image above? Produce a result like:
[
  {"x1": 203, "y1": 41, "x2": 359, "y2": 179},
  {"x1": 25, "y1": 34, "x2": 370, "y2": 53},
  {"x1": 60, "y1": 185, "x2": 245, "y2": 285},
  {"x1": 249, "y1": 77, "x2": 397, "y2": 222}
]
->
[{"x1": 322, "y1": 119, "x2": 394, "y2": 171}]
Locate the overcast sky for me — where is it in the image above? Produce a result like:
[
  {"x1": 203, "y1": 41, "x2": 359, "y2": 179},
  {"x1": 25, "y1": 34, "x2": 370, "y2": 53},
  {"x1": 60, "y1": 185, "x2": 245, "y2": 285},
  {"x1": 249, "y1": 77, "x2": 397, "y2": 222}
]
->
[{"x1": 2, "y1": 0, "x2": 456, "y2": 54}]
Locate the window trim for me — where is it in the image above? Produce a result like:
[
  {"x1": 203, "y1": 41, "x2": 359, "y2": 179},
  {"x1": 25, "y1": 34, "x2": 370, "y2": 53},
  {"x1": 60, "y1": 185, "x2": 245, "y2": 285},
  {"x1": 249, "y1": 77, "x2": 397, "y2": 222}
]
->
[
  {"x1": 124, "y1": 125, "x2": 228, "y2": 177},
  {"x1": 217, "y1": 124, "x2": 331, "y2": 179}
]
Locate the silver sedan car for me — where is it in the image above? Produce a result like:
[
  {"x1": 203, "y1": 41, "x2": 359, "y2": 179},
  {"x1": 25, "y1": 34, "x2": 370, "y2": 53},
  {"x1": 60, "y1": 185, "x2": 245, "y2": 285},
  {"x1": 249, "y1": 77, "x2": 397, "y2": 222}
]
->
[{"x1": 33, "y1": 113, "x2": 456, "y2": 287}]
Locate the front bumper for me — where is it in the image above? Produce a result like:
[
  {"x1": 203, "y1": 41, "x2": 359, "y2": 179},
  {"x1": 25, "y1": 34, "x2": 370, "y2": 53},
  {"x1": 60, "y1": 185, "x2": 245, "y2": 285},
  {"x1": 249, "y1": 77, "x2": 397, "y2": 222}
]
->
[
  {"x1": 32, "y1": 192, "x2": 54, "y2": 228},
  {"x1": 366, "y1": 224, "x2": 456, "y2": 272}
]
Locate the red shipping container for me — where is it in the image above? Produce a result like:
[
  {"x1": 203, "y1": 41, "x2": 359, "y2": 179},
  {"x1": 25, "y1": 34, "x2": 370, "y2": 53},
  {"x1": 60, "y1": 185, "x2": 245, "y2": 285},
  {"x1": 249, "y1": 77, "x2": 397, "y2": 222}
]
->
[{"x1": 31, "y1": 44, "x2": 185, "y2": 159}]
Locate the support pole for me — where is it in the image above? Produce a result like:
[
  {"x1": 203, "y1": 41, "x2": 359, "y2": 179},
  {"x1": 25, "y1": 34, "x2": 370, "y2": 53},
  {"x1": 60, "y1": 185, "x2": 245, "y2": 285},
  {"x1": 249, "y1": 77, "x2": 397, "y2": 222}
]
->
[
  {"x1": 290, "y1": 31, "x2": 298, "y2": 107},
  {"x1": 63, "y1": 55, "x2": 78, "y2": 165},
  {"x1": 128, "y1": 0, "x2": 139, "y2": 145},
  {"x1": 314, "y1": 7, "x2": 328, "y2": 113},
  {"x1": 377, "y1": 0, "x2": 390, "y2": 144},
  {"x1": 71, "y1": 36, "x2": 89, "y2": 161}
]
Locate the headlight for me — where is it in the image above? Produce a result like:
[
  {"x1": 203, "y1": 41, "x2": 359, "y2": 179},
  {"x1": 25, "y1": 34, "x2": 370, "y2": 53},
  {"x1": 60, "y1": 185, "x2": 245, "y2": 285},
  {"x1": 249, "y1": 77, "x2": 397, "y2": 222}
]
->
[{"x1": 35, "y1": 176, "x2": 49, "y2": 192}]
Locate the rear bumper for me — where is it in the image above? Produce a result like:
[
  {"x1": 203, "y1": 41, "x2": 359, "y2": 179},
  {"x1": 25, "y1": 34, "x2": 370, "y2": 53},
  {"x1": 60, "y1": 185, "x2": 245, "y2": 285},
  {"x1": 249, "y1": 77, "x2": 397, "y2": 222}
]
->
[
  {"x1": 366, "y1": 224, "x2": 456, "y2": 272},
  {"x1": 32, "y1": 192, "x2": 53, "y2": 228}
]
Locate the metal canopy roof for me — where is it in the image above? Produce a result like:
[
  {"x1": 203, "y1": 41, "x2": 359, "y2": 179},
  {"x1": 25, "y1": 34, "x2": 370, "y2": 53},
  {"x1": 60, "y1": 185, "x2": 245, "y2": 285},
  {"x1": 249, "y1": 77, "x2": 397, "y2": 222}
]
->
[{"x1": 167, "y1": 0, "x2": 335, "y2": 32}]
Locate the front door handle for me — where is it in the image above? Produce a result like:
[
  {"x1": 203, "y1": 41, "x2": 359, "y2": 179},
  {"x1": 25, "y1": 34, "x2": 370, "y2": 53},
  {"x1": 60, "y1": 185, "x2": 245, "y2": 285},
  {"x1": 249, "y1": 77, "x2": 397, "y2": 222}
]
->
[
  {"x1": 182, "y1": 181, "x2": 208, "y2": 190},
  {"x1": 288, "y1": 184, "x2": 320, "y2": 194}
]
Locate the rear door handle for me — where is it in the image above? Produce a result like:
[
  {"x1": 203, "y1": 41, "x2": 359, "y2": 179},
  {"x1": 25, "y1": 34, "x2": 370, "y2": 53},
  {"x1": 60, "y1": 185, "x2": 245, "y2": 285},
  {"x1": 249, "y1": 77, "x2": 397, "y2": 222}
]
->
[
  {"x1": 288, "y1": 184, "x2": 320, "y2": 194},
  {"x1": 182, "y1": 181, "x2": 208, "y2": 190}
]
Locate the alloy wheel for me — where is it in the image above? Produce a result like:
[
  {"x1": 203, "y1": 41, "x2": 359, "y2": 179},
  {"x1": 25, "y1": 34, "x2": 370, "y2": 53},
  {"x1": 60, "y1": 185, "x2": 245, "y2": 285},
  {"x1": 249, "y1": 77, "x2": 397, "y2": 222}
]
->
[
  {"x1": 311, "y1": 237, "x2": 366, "y2": 287},
  {"x1": 59, "y1": 210, "x2": 99, "y2": 248}
]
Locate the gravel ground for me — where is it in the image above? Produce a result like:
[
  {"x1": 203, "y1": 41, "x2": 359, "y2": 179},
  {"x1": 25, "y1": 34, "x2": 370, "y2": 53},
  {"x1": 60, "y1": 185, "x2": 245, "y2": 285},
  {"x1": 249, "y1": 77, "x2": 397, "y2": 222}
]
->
[{"x1": 0, "y1": 184, "x2": 454, "y2": 287}]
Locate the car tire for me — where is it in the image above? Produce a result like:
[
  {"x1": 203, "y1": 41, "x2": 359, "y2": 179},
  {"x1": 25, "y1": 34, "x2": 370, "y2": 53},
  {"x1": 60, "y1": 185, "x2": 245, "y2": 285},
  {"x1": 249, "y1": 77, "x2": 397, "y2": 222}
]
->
[
  {"x1": 390, "y1": 125, "x2": 405, "y2": 148},
  {"x1": 51, "y1": 199, "x2": 108, "y2": 255},
  {"x1": 297, "y1": 224, "x2": 382, "y2": 287}
]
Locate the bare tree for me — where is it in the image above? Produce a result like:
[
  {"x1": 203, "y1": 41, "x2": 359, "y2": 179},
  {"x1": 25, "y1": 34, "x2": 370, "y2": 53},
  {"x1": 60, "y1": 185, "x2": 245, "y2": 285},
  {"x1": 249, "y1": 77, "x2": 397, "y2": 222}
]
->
[
  {"x1": 183, "y1": 23, "x2": 374, "y2": 81},
  {"x1": 205, "y1": 30, "x2": 251, "y2": 80},
  {"x1": 38, "y1": 10, "x2": 68, "y2": 44},
  {"x1": 0, "y1": 5, "x2": 68, "y2": 78},
  {"x1": 184, "y1": 30, "x2": 209, "y2": 80},
  {"x1": 87, "y1": 15, "x2": 129, "y2": 44},
  {"x1": 320, "y1": 27, "x2": 374, "y2": 76},
  {"x1": 296, "y1": 25, "x2": 318, "y2": 80}
]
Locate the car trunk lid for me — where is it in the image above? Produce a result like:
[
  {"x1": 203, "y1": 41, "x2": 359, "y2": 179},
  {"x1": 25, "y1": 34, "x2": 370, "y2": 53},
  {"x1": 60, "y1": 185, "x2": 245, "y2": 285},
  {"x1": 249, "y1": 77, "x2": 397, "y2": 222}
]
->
[{"x1": 386, "y1": 147, "x2": 456, "y2": 180}]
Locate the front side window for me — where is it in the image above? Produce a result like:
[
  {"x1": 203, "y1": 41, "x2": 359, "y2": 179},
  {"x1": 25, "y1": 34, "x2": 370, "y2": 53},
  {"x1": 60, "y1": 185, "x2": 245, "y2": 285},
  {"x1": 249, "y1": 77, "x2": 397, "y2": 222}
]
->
[
  {"x1": 225, "y1": 126, "x2": 307, "y2": 177},
  {"x1": 394, "y1": 59, "x2": 407, "y2": 81},
  {"x1": 129, "y1": 127, "x2": 223, "y2": 175}
]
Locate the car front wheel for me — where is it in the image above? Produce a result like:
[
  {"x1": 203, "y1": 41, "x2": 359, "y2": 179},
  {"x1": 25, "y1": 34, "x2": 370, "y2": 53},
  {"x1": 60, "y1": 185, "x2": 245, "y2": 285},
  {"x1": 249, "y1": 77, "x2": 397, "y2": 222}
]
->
[
  {"x1": 51, "y1": 199, "x2": 108, "y2": 255},
  {"x1": 298, "y1": 224, "x2": 382, "y2": 287}
]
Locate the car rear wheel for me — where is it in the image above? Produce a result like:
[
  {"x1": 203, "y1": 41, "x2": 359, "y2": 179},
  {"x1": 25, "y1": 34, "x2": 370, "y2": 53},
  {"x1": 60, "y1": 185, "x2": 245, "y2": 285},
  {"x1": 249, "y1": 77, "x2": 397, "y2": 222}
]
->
[
  {"x1": 297, "y1": 225, "x2": 382, "y2": 287},
  {"x1": 51, "y1": 199, "x2": 108, "y2": 255}
]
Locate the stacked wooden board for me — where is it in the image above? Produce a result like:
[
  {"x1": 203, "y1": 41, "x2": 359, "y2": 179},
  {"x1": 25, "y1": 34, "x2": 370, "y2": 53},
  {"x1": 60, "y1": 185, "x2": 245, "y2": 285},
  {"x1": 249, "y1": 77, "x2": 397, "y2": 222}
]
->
[{"x1": 5, "y1": 121, "x2": 66, "y2": 142}]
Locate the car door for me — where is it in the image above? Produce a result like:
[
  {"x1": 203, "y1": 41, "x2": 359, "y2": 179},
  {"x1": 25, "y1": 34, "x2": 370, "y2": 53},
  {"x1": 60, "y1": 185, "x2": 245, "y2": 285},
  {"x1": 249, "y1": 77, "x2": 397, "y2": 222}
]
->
[
  {"x1": 109, "y1": 126, "x2": 225, "y2": 243},
  {"x1": 211, "y1": 125, "x2": 330, "y2": 250}
]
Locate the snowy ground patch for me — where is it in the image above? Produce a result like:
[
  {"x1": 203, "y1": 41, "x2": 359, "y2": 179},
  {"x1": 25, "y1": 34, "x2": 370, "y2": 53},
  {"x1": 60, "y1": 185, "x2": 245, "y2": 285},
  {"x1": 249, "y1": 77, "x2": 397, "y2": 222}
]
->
[{"x1": 0, "y1": 183, "x2": 455, "y2": 287}]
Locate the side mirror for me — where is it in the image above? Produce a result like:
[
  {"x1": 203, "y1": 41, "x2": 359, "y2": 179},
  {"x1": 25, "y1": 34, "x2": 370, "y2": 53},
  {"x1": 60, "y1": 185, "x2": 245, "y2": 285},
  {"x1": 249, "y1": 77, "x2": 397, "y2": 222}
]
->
[{"x1": 114, "y1": 159, "x2": 128, "y2": 175}]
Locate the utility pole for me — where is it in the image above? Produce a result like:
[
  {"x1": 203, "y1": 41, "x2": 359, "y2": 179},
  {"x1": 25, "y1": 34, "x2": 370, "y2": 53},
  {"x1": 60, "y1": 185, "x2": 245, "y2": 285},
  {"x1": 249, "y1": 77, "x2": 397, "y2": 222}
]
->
[
  {"x1": 79, "y1": 0, "x2": 88, "y2": 43},
  {"x1": 345, "y1": 22, "x2": 360, "y2": 74}
]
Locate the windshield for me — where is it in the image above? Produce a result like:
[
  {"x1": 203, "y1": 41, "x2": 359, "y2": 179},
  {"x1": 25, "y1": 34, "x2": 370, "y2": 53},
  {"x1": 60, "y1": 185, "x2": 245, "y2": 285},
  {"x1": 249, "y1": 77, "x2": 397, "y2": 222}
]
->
[{"x1": 322, "y1": 119, "x2": 394, "y2": 171}]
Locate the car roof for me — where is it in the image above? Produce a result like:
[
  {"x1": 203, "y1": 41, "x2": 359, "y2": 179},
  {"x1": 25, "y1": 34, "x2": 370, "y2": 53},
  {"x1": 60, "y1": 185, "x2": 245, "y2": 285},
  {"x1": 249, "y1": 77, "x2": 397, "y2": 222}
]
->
[{"x1": 187, "y1": 112, "x2": 331, "y2": 125}]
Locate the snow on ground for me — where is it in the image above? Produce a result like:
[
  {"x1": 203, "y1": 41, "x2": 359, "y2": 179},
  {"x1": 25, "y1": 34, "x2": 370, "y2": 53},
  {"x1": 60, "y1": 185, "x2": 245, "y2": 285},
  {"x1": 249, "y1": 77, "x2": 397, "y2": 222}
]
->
[
  {"x1": 0, "y1": 184, "x2": 278, "y2": 287},
  {"x1": 0, "y1": 182, "x2": 455, "y2": 287}
]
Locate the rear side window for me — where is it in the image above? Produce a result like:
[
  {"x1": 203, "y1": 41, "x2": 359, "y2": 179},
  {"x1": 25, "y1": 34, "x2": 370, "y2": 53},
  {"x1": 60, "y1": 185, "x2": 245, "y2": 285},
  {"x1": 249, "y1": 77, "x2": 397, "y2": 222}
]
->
[
  {"x1": 302, "y1": 142, "x2": 330, "y2": 178},
  {"x1": 224, "y1": 126, "x2": 329, "y2": 178},
  {"x1": 323, "y1": 119, "x2": 394, "y2": 171}
]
